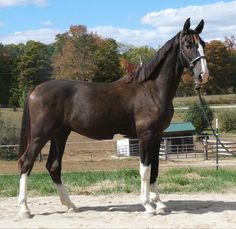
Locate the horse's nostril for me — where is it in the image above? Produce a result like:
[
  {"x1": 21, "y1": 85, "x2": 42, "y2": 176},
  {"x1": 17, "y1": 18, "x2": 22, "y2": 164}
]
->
[{"x1": 198, "y1": 73, "x2": 203, "y2": 82}]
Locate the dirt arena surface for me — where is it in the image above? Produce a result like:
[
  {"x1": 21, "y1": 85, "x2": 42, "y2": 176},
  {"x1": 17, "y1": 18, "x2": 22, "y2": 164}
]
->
[{"x1": 1, "y1": 193, "x2": 236, "y2": 228}]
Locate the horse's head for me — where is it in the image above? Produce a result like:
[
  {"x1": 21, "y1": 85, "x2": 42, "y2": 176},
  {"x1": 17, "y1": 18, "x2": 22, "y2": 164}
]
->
[{"x1": 179, "y1": 18, "x2": 209, "y2": 89}]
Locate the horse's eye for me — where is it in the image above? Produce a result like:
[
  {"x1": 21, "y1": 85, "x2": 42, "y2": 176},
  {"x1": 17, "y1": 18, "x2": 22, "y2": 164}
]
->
[{"x1": 185, "y1": 42, "x2": 192, "y2": 49}]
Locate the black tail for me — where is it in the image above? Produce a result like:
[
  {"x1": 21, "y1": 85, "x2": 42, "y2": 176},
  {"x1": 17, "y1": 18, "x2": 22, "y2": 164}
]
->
[{"x1": 18, "y1": 92, "x2": 31, "y2": 168}]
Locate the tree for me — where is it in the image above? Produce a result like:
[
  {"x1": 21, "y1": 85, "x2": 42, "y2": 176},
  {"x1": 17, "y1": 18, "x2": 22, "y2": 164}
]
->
[
  {"x1": 184, "y1": 98, "x2": 214, "y2": 133},
  {"x1": 0, "y1": 44, "x2": 15, "y2": 106},
  {"x1": 53, "y1": 25, "x2": 123, "y2": 82},
  {"x1": 205, "y1": 40, "x2": 232, "y2": 94},
  {"x1": 177, "y1": 70, "x2": 195, "y2": 96},
  {"x1": 224, "y1": 37, "x2": 236, "y2": 93},
  {"x1": 5, "y1": 43, "x2": 25, "y2": 106},
  {"x1": 17, "y1": 41, "x2": 53, "y2": 105},
  {"x1": 53, "y1": 25, "x2": 98, "y2": 81},
  {"x1": 120, "y1": 45, "x2": 156, "y2": 74},
  {"x1": 93, "y1": 38, "x2": 122, "y2": 82},
  {"x1": 225, "y1": 35, "x2": 236, "y2": 51}
]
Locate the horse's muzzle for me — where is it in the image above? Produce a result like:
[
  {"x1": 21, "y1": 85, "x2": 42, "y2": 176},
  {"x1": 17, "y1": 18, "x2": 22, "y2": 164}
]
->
[{"x1": 194, "y1": 69, "x2": 209, "y2": 89}]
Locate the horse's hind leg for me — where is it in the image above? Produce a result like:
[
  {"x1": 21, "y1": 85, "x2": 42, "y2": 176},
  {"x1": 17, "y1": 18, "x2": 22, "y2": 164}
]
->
[
  {"x1": 46, "y1": 129, "x2": 76, "y2": 212},
  {"x1": 18, "y1": 138, "x2": 47, "y2": 218}
]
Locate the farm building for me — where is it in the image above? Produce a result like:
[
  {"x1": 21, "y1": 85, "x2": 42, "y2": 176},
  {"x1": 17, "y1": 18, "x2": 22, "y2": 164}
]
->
[
  {"x1": 117, "y1": 122, "x2": 196, "y2": 156},
  {"x1": 163, "y1": 122, "x2": 196, "y2": 153}
]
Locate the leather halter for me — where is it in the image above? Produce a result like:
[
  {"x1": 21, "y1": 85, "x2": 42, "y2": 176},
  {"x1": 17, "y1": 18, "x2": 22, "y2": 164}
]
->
[{"x1": 179, "y1": 32, "x2": 206, "y2": 73}]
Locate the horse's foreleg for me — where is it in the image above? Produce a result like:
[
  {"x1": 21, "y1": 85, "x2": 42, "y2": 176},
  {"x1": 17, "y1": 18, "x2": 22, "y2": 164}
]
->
[
  {"x1": 150, "y1": 182, "x2": 167, "y2": 213},
  {"x1": 139, "y1": 163, "x2": 156, "y2": 214},
  {"x1": 139, "y1": 133, "x2": 156, "y2": 214},
  {"x1": 149, "y1": 138, "x2": 167, "y2": 213}
]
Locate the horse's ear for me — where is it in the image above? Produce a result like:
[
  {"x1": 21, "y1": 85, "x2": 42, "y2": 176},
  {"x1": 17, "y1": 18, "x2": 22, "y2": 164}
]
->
[
  {"x1": 194, "y1": 19, "x2": 204, "y2": 34},
  {"x1": 183, "y1": 18, "x2": 191, "y2": 34}
]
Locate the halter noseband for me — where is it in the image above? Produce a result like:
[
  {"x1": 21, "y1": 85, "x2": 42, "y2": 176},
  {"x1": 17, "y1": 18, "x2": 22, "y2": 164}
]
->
[{"x1": 179, "y1": 32, "x2": 206, "y2": 73}]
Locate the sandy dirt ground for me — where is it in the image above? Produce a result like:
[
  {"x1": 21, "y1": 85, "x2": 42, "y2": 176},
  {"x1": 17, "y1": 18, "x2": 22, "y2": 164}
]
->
[{"x1": 1, "y1": 193, "x2": 236, "y2": 228}]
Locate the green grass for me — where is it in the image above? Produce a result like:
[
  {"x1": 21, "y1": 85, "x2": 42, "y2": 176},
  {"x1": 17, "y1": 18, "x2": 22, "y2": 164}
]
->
[
  {"x1": 159, "y1": 167, "x2": 236, "y2": 193},
  {"x1": 1, "y1": 168, "x2": 236, "y2": 197},
  {"x1": 173, "y1": 94, "x2": 236, "y2": 107}
]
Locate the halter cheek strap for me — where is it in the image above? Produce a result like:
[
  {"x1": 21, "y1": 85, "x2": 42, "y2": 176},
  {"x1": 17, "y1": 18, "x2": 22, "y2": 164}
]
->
[{"x1": 179, "y1": 32, "x2": 206, "y2": 73}]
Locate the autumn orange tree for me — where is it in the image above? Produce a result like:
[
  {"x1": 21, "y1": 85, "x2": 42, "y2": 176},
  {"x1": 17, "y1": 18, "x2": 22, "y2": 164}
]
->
[
  {"x1": 205, "y1": 40, "x2": 236, "y2": 94},
  {"x1": 53, "y1": 25, "x2": 122, "y2": 82}
]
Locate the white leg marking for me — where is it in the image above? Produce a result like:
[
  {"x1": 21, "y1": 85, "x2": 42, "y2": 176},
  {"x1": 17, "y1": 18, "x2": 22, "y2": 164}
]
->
[
  {"x1": 139, "y1": 163, "x2": 155, "y2": 214},
  {"x1": 150, "y1": 181, "x2": 167, "y2": 212},
  {"x1": 150, "y1": 182, "x2": 159, "y2": 202},
  {"x1": 55, "y1": 184, "x2": 76, "y2": 212},
  {"x1": 18, "y1": 172, "x2": 31, "y2": 218}
]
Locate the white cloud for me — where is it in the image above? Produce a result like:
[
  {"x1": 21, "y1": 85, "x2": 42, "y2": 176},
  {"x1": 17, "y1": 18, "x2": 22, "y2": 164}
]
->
[
  {"x1": 0, "y1": 0, "x2": 47, "y2": 7},
  {"x1": 0, "y1": 28, "x2": 60, "y2": 44},
  {"x1": 141, "y1": 1, "x2": 236, "y2": 44},
  {"x1": 91, "y1": 26, "x2": 159, "y2": 47}
]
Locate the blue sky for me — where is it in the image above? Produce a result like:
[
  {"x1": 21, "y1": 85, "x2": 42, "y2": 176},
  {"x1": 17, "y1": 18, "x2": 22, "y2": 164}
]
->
[{"x1": 0, "y1": 0, "x2": 235, "y2": 47}]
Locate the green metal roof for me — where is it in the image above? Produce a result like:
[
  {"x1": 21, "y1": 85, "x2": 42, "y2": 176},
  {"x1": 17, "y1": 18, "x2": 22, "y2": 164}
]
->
[{"x1": 164, "y1": 122, "x2": 195, "y2": 133}]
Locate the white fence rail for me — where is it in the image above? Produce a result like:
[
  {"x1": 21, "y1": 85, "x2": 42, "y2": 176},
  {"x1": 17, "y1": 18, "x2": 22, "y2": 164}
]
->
[{"x1": 0, "y1": 135, "x2": 235, "y2": 161}]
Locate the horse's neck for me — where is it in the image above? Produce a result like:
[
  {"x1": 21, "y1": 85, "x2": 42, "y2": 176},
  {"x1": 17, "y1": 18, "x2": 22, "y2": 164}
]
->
[{"x1": 150, "y1": 47, "x2": 184, "y2": 104}]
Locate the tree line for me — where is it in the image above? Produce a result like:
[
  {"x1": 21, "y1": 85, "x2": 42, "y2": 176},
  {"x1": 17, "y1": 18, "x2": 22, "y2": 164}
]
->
[{"x1": 0, "y1": 25, "x2": 235, "y2": 107}]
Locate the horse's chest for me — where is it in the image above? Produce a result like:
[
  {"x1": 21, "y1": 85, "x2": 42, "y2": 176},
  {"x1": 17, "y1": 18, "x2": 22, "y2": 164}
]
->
[{"x1": 135, "y1": 104, "x2": 174, "y2": 133}]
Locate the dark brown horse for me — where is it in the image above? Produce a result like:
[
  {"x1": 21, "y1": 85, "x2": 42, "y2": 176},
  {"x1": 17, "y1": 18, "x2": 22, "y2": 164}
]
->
[{"x1": 18, "y1": 18, "x2": 209, "y2": 218}]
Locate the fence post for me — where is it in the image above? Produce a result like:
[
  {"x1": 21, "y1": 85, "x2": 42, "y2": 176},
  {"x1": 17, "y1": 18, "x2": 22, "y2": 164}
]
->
[
  {"x1": 164, "y1": 139, "x2": 168, "y2": 160},
  {"x1": 39, "y1": 151, "x2": 42, "y2": 162},
  {"x1": 203, "y1": 136, "x2": 208, "y2": 160},
  {"x1": 216, "y1": 118, "x2": 219, "y2": 170},
  {"x1": 7, "y1": 146, "x2": 10, "y2": 161}
]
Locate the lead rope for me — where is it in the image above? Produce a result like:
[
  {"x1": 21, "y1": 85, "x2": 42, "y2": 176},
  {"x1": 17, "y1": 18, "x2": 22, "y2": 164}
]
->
[{"x1": 196, "y1": 88, "x2": 232, "y2": 155}]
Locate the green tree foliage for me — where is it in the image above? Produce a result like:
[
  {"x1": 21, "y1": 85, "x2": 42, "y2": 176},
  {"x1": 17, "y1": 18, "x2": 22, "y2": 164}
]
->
[
  {"x1": 122, "y1": 45, "x2": 156, "y2": 65},
  {"x1": 120, "y1": 45, "x2": 156, "y2": 74},
  {"x1": 184, "y1": 98, "x2": 214, "y2": 133},
  {"x1": 0, "y1": 44, "x2": 15, "y2": 105},
  {"x1": 93, "y1": 38, "x2": 122, "y2": 82},
  {"x1": 218, "y1": 110, "x2": 236, "y2": 132},
  {"x1": 5, "y1": 44, "x2": 25, "y2": 106},
  {"x1": 16, "y1": 41, "x2": 53, "y2": 105}
]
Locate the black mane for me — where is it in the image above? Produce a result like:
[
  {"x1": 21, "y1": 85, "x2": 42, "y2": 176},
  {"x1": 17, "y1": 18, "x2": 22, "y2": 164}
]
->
[{"x1": 126, "y1": 32, "x2": 180, "y2": 83}]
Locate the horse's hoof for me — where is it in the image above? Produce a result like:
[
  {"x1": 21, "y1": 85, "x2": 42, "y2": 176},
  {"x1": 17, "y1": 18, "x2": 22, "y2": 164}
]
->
[
  {"x1": 67, "y1": 206, "x2": 77, "y2": 213},
  {"x1": 145, "y1": 210, "x2": 156, "y2": 216},
  {"x1": 19, "y1": 210, "x2": 32, "y2": 219},
  {"x1": 143, "y1": 203, "x2": 156, "y2": 216},
  {"x1": 156, "y1": 201, "x2": 167, "y2": 213}
]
